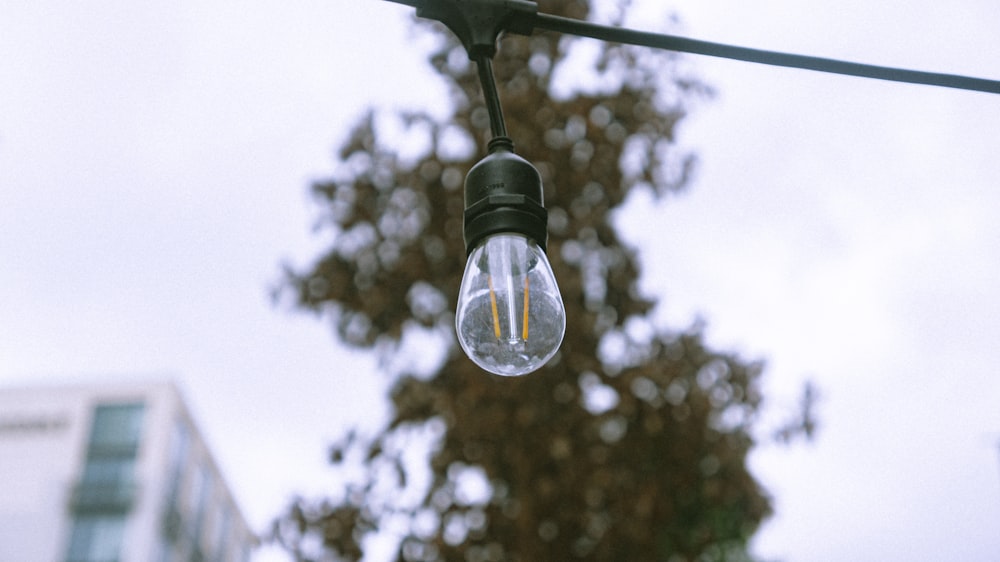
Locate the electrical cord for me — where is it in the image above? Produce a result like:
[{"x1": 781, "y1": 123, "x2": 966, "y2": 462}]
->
[
  {"x1": 533, "y1": 13, "x2": 1000, "y2": 94},
  {"x1": 473, "y1": 55, "x2": 509, "y2": 138},
  {"x1": 383, "y1": 0, "x2": 1000, "y2": 95}
]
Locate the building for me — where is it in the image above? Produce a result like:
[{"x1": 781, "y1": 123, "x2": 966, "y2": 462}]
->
[{"x1": 0, "y1": 380, "x2": 257, "y2": 562}]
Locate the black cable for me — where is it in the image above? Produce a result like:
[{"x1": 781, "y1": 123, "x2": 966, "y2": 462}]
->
[
  {"x1": 473, "y1": 55, "x2": 508, "y2": 138},
  {"x1": 534, "y1": 12, "x2": 1000, "y2": 95}
]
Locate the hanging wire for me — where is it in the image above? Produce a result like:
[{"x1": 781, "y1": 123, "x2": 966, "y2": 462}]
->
[
  {"x1": 533, "y1": 12, "x2": 1000, "y2": 95},
  {"x1": 384, "y1": 0, "x2": 999, "y2": 94},
  {"x1": 473, "y1": 54, "x2": 508, "y2": 138}
]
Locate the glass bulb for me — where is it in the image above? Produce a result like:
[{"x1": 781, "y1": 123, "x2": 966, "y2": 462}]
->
[{"x1": 455, "y1": 233, "x2": 566, "y2": 376}]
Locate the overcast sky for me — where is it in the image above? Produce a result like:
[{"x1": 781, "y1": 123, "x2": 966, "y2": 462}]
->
[{"x1": 2, "y1": 1, "x2": 999, "y2": 561}]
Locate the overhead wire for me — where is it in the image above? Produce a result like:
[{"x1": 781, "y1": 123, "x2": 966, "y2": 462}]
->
[
  {"x1": 532, "y1": 12, "x2": 1000, "y2": 95},
  {"x1": 384, "y1": 0, "x2": 1000, "y2": 95}
]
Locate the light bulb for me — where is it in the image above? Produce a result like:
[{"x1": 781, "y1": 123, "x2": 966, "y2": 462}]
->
[
  {"x1": 457, "y1": 136, "x2": 565, "y2": 376},
  {"x1": 456, "y1": 233, "x2": 566, "y2": 376}
]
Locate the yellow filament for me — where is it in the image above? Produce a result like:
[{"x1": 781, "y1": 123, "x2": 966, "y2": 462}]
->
[
  {"x1": 522, "y1": 276, "x2": 530, "y2": 340},
  {"x1": 487, "y1": 276, "x2": 502, "y2": 339}
]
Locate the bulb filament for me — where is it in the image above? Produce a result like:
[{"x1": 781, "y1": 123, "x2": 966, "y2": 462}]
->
[
  {"x1": 487, "y1": 276, "x2": 502, "y2": 340},
  {"x1": 522, "y1": 276, "x2": 530, "y2": 339},
  {"x1": 486, "y1": 275, "x2": 531, "y2": 342}
]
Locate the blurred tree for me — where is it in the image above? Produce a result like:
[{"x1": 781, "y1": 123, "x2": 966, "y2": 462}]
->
[{"x1": 272, "y1": 0, "x2": 796, "y2": 560}]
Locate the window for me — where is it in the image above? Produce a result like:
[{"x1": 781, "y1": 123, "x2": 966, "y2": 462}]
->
[
  {"x1": 162, "y1": 419, "x2": 190, "y2": 544},
  {"x1": 66, "y1": 402, "x2": 145, "y2": 561},
  {"x1": 165, "y1": 419, "x2": 190, "y2": 493},
  {"x1": 88, "y1": 403, "x2": 144, "y2": 451},
  {"x1": 211, "y1": 506, "x2": 231, "y2": 562},
  {"x1": 71, "y1": 403, "x2": 144, "y2": 513},
  {"x1": 66, "y1": 514, "x2": 126, "y2": 562},
  {"x1": 81, "y1": 456, "x2": 137, "y2": 486},
  {"x1": 190, "y1": 464, "x2": 213, "y2": 548}
]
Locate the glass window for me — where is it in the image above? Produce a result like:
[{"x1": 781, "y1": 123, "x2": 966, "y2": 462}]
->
[
  {"x1": 164, "y1": 420, "x2": 190, "y2": 512},
  {"x1": 88, "y1": 403, "x2": 145, "y2": 450},
  {"x1": 74, "y1": 403, "x2": 144, "y2": 514},
  {"x1": 211, "y1": 505, "x2": 231, "y2": 562},
  {"x1": 66, "y1": 514, "x2": 126, "y2": 562},
  {"x1": 81, "y1": 457, "x2": 136, "y2": 485},
  {"x1": 156, "y1": 539, "x2": 176, "y2": 562},
  {"x1": 192, "y1": 464, "x2": 213, "y2": 547},
  {"x1": 166, "y1": 420, "x2": 190, "y2": 482}
]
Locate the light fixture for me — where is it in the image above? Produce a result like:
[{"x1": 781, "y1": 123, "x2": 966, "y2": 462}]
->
[
  {"x1": 384, "y1": 0, "x2": 1000, "y2": 376},
  {"x1": 456, "y1": 137, "x2": 566, "y2": 376},
  {"x1": 392, "y1": 0, "x2": 563, "y2": 376}
]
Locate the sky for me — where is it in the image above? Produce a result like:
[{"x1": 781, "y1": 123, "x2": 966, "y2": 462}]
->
[{"x1": 1, "y1": 1, "x2": 999, "y2": 561}]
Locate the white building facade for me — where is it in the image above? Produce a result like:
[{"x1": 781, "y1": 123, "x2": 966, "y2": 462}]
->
[{"x1": 0, "y1": 381, "x2": 257, "y2": 562}]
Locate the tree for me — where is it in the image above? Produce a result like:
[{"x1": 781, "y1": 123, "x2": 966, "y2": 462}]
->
[{"x1": 272, "y1": 1, "x2": 786, "y2": 559}]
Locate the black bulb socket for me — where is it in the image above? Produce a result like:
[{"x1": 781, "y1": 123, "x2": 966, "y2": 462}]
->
[
  {"x1": 416, "y1": 0, "x2": 538, "y2": 59},
  {"x1": 463, "y1": 137, "x2": 548, "y2": 256}
]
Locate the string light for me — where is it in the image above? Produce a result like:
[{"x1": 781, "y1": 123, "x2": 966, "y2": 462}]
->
[{"x1": 384, "y1": 0, "x2": 1000, "y2": 376}]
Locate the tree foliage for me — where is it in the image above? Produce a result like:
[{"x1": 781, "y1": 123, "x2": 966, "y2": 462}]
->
[{"x1": 272, "y1": 1, "x2": 783, "y2": 560}]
